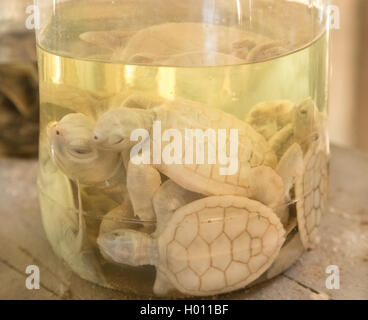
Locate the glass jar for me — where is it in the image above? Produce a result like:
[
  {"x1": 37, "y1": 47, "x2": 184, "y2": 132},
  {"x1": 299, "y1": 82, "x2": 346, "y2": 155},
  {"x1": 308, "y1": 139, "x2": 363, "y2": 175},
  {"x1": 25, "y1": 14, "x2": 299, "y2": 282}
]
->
[{"x1": 35, "y1": 0, "x2": 330, "y2": 297}]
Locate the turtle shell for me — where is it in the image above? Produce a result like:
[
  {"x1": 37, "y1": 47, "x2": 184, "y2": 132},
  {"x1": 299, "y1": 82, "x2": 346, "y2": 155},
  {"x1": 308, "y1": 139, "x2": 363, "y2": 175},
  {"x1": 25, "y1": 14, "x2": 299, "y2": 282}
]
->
[
  {"x1": 295, "y1": 140, "x2": 329, "y2": 249},
  {"x1": 154, "y1": 101, "x2": 280, "y2": 203},
  {"x1": 157, "y1": 195, "x2": 285, "y2": 296}
]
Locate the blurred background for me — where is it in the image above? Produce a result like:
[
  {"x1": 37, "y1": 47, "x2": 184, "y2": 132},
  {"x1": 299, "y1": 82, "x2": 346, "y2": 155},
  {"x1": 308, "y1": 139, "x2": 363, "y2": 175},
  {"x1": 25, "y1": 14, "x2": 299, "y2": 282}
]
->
[
  {"x1": 0, "y1": 0, "x2": 367, "y2": 157},
  {"x1": 329, "y1": 0, "x2": 368, "y2": 152},
  {"x1": 0, "y1": 0, "x2": 39, "y2": 158}
]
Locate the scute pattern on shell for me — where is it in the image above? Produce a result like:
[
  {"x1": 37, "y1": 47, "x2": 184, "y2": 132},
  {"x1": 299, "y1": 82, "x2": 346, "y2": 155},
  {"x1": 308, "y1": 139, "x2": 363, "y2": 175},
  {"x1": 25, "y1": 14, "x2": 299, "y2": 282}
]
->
[
  {"x1": 163, "y1": 101, "x2": 276, "y2": 168},
  {"x1": 296, "y1": 141, "x2": 329, "y2": 249},
  {"x1": 158, "y1": 196, "x2": 285, "y2": 296},
  {"x1": 155, "y1": 101, "x2": 278, "y2": 193}
]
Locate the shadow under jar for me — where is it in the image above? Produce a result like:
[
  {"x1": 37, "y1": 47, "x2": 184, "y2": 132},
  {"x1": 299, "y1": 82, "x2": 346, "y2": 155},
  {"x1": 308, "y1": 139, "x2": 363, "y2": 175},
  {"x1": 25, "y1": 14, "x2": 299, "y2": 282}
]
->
[{"x1": 35, "y1": 0, "x2": 330, "y2": 297}]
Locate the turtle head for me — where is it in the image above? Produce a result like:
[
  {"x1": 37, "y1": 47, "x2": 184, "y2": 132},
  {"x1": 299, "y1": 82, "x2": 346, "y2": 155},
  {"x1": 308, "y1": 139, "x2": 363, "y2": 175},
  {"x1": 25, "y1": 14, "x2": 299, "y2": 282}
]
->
[
  {"x1": 97, "y1": 229, "x2": 157, "y2": 267},
  {"x1": 47, "y1": 113, "x2": 121, "y2": 184},
  {"x1": 293, "y1": 98, "x2": 318, "y2": 142},
  {"x1": 47, "y1": 113, "x2": 97, "y2": 164},
  {"x1": 93, "y1": 107, "x2": 151, "y2": 152}
]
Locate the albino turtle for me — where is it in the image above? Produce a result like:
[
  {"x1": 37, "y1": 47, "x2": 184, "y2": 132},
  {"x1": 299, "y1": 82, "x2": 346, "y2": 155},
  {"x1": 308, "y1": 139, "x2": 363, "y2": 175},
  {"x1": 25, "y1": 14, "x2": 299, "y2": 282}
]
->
[
  {"x1": 47, "y1": 113, "x2": 143, "y2": 234},
  {"x1": 98, "y1": 194, "x2": 285, "y2": 296},
  {"x1": 245, "y1": 100, "x2": 295, "y2": 140},
  {"x1": 269, "y1": 100, "x2": 329, "y2": 248},
  {"x1": 98, "y1": 198, "x2": 155, "y2": 262},
  {"x1": 79, "y1": 22, "x2": 275, "y2": 66},
  {"x1": 246, "y1": 99, "x2": 320, "y2": 160},
  {"x1": 91, "y1": 100, "x2": 297, "y2": 221},
  {"x1": 47, "y1": 113, "x2": 127, "y2": 204},
  {"x1": 246, "y1": 98, "x2": 329, "y2": 248}
]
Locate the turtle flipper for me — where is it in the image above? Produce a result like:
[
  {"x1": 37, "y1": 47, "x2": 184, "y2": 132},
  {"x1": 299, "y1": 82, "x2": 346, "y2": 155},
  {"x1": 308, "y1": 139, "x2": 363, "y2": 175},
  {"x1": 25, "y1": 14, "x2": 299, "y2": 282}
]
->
[
  {"x1": 276, "y1": 143, "x2": 304, "y2": 200},
  {"x1": 247, "y1": 166, "x2": 284, "y2": 207},
  {"x1": 273, "y1": 143, "x2": 304, "y2": 225},
  {"x1": 153, "y1": 270, "x2": 174, "y2": 296},
  {"x1": 97, "y1": 229, "x2": 159, "y2": 266},
  {"x1": 153, "y1": 180, "x2": 202, "y2": 236},
  {"x1": 127, "y1": 161, "x2": 162, "y2": 222}
]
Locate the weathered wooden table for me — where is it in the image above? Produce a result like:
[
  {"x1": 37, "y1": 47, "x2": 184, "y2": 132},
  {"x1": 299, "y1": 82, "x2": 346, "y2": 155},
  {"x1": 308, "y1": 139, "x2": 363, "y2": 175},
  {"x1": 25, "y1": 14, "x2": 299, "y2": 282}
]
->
[{"x1": 0, "y1": 146, "x2": 367, "y2": 300}]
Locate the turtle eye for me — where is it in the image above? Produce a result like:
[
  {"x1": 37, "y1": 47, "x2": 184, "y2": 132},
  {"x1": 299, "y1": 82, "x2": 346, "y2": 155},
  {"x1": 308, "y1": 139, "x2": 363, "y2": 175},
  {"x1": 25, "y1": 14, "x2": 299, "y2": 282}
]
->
[
  {"x1": 73, "y1": 148, "x2": 90, "y2": 155},
  {"x1": 69, "y1": 146, "x2": 93, "y2": 158}
]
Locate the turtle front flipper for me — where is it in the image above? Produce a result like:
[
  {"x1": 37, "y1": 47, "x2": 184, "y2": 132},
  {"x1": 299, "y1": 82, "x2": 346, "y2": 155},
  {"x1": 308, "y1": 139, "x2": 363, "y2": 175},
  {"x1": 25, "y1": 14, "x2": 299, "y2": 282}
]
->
[
  {"x1": 127, "y1": 161, "x2": 162, "y2": 222},
  {"x1": 273, "y1": 143, "x2": 304, "y2": 225},
  {"x1": 246, "y1": 166, "x2": 284, "y2": 207},
  {"x1": 153, "y1": 180, "x2": 203, "y2": 236},
  {"x1": 276, "y1": 143, "x2": 304, "y2": 200}
]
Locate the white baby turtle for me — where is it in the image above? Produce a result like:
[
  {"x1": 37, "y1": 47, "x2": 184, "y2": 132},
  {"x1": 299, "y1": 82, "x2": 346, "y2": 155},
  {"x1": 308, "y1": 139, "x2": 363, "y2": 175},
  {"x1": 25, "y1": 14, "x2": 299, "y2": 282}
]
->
[
  {"x1": 246, "y1": 98, "x2": 320, "y2": 160},
  {"x1": 245, "y1": 100, "x2": 295, "y2": 140},
  {"x1": 98, "y1": 194, "x2": 285, "y2": 296},
  {"x1": 91, "y1": 100, "x2": 293, "y2": 221},
  {"x1": 270, "y1": 99, "x2": 328, "y2": 249},
  {"x1": 80, "y1": 23, "x2": 272, "y2": 66},
  {"x1": 47, "y1": 113, "x2": 127, "y2": 204},
  {"x1": 247, "y1": 98, "x2": 328, "y2": 248}
]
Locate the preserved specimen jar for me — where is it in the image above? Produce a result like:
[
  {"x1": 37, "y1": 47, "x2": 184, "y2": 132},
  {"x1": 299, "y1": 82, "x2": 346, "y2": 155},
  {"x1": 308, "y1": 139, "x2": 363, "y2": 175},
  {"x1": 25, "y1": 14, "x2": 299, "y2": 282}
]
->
[{"x1": 35, "y1": 0, "x2": 330, "y2": 297}]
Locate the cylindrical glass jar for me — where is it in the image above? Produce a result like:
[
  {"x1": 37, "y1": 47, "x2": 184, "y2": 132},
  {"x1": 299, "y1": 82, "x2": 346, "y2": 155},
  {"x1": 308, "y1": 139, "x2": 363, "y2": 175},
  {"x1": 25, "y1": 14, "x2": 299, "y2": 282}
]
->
[{"x1": 35, "y1": 0, "x2": 330, "y2": 297}]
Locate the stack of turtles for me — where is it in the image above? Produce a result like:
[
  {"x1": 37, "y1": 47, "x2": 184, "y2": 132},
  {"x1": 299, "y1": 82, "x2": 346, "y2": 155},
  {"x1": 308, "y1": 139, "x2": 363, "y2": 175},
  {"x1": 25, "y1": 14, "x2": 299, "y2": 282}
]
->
[
  {"x1": 245, "y1": 99, "x2": 329, "y2": 278},
  {"x1": 45, "y1": 21, "x2": 328, "y2": 295},
  {"x1": 47, "y1": 94, "x2": 328, "y2": 296}
]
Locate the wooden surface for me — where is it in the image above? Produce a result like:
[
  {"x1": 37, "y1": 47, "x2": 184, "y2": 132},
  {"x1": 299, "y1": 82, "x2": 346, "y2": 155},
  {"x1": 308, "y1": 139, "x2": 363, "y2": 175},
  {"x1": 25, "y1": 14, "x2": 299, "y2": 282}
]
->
[{"x1": 0, "y1": 145, "x2": 367, "y2": 300}]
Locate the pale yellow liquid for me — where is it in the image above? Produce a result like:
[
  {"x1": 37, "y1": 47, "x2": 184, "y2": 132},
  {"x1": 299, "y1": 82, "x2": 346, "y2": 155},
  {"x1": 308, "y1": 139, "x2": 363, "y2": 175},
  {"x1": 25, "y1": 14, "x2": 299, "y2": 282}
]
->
[{"x1": 37, "y1": 1, "x2": 329, "y2": 296}]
